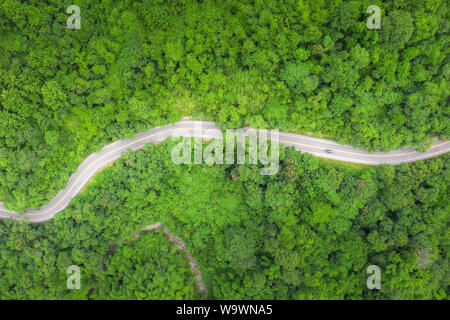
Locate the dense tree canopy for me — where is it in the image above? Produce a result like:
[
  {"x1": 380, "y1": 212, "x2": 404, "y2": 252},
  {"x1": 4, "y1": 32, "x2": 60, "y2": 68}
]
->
[
  {"x1": 0, "y1": 0, "x2": 448, "y2": 211},
  {"x1": 0, "y1": 141, "x2": 448, "y2": 299},
  {"x1": 0, "y1": 0, "x2": 448, "y2": 301}
]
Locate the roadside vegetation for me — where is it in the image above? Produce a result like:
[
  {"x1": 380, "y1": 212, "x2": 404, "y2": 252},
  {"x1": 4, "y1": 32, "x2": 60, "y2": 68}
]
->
[
  {"x1": 0, "y1": 0, "x2": 449, "y2": 211},
  {"x1": 0, "y1": 141, "x2": 448, "y2": 299}
]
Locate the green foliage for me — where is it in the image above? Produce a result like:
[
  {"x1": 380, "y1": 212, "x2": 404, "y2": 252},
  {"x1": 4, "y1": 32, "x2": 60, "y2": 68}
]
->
[
  {"x1": 0, "y1": 0, "x2": 448, "y2": 211},
  {"x1": 0, "y1": 142, "x2": 447, "y2": 300},
  {"x1": 95, "y1": 232, "x2": 198, "y2": 300},
  {"x1": 0, "y1": 0, "x2": 448, "y2": 301}
]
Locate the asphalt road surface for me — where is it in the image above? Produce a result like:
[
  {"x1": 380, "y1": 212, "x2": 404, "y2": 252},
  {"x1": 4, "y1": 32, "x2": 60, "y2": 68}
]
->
[{"x1": 1, "y1": 120, "x2": 448, "y2": 222}]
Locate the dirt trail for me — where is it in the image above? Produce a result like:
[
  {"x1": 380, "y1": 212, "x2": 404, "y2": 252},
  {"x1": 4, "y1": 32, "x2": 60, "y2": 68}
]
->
[{"x1": 138, "y1": 223, "x2": 207, "y2": 298}]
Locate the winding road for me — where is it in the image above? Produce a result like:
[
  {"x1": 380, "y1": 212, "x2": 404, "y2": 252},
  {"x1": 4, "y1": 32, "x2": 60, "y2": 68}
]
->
[{"x1": 0, "y1": 120, "x2": 448, "y2": 222}]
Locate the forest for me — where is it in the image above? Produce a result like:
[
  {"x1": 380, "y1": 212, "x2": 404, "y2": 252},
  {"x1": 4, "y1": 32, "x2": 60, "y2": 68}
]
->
[
  {"x1": 0, "y1": 0, "x2": 448, "y2": 300},
  {"x1": 0, "y1": 0, "x2": 448, "y2": 211},
  {"x1": 0, "y1": 141, "x2": 448, "y2": 299}
]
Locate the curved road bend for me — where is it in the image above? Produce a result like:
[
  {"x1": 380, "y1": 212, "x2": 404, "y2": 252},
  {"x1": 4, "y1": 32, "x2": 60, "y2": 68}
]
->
[{"x1": 1, "y1": 120, "x2": 449, "y2": 222}]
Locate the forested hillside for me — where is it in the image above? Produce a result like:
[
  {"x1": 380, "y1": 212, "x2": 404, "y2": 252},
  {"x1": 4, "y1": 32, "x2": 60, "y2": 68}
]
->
[
  {"x1": 0, "y1": 219, "x2": 199, "y2": 299},
  {"x1": 1, "y1": 0, "x2": 449, "y2": 211},
  {"x1": 0, "y1": 141, "x2": 448, "y2": 299}
]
